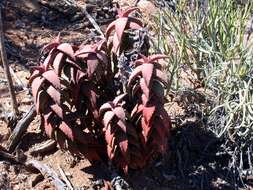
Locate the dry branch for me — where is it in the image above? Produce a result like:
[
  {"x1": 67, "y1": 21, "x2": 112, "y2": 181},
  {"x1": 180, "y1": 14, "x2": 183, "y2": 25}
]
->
[
  {"x1": 58, "y1": 165, "x2": 74, "y2": 190},
  {"x1": 6, "y1": 105, "x2": 36, "y2": 152},
  {"x1": 0, "y1": 148, "x2": 21, "y2": 165},
  {"x1": 0, "y1": 8, "x2": 19, "y2": 116},
  {"x1": 26, "y1": 160, "x2": 67, "y2": 190},
  {"x1": 30, "y1": 139, "x2": 57, "y2": 155},
  {"x1": 82, "y1": 5, "x2": 104, "y2": 37}
]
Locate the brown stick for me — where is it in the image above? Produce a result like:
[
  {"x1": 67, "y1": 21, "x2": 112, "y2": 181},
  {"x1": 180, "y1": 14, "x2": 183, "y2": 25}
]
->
[
  {"x1": 6, "y1": 105, "x2": 36, "y2": 152},
  {"x1": 0, "y1": 8, "x2": 19, "y2": 116}
]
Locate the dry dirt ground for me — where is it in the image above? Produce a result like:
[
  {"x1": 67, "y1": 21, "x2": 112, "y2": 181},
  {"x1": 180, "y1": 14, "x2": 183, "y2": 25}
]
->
[{"x1": 0, "y1": 0, "x2": 252, "y2": 190}]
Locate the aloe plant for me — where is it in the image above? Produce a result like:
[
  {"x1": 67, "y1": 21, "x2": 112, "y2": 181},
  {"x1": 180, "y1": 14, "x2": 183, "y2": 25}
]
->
[{"x1": 29, "y1": 6, "x2": 171, "y2": 173}]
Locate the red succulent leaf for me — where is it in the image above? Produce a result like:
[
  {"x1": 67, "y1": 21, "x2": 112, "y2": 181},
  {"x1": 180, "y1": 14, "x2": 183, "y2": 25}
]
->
[
  {"x1": 57, "y1": 43, "x2": 76, "y2": 61},
  {"x1": 29, "y1": 69, "x2": 43, "y2": 86},
  {"x1": 105, "y1": 20, "x2": 116, "y2": 39},
  {"x1": 141, "y1": 63, "x2": 154, "y2": 87},
  {"x1": 117, "y1": 131, "x2": 129, "y2": 161},
  {"x1": 46, "y1": 86, "x2": 61, "y2": 105},
  {"x1": 87, "y1": 54, "x2": 99, "y2": 79},
  {"x1": 113, "y1": 93, "x2": 127, "y2": 105},
  {"x1": 42, "y1": 70, "x2": 61, "y2": 89},
  {"x1": 31, "y1": 77, "x2": 45, "y2": 103},
  {"x1": 53, "y1": 52, "x2": 65, "y2": 76},
  {"x1": 50, "y1": 103, "x2": 64, "y2": 119},
  {"x1": 99, "y1": 102, "x2": 113, "y2": 115},
  {"x1": 103, "y1": 111, "x2": 115, "y2": 128},
  {"x1": 140, "y1": 78, "x2": 150, "y2": 101},
  {"x1": 142, "y1": 106, "x2": 155, "y2": 126},
  {"x1": 127, "y1": 65, "x2": 142, "y2": 87},
  {"x1": 115, "y1": 17, "x2": 128, "y2": 42},
  {"x1": 43, "y1": 111, "x2": 54, "y2": 138},
  {"x1": 59, "y1": 122, "x2": 74, "y2": 141}
]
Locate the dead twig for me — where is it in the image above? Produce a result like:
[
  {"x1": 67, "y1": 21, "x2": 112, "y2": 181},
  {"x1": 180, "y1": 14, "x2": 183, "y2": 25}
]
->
[
  {"x1": 0, "y1": 147, "x2": 66, "y2": 190},
  {"x1": 0, "y1": 8, "x2": 19, "y2": 116},
  {"x1": 0, "y1": 147, "x2": 21, "y2": 165},
  {"x1": 9, "y1": 65, "x2": 28, "y2": 91},
  {"x1": 6, "y1": 105, "x2": 36, "y2": 152},
  {"x1": 30, "y1": 140, "x2": 57, "y2": 155},
  {"x1": 58, "y1": 165, "x2": 74, "y2": 190},
  {"x1": 81, "y1": 5, "x2": 104, "y2": 37},
  {"x1": 26, "y1": 160, "x2": 67, "y2": 190}
]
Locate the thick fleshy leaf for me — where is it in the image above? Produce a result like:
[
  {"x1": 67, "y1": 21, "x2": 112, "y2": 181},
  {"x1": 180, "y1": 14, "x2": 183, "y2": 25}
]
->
[
  {"x1": 99, "y1": 103, "x2": 113, "y2": 115},
  {"x1": 141, "y1": 93, "x2": 149, "y2": 105},
  {"x1": 130, "y1": 103, "x2": 143, "y2": 118},
  {"x1": 96, "y1": 39, "x2": 106, "y2": 51},
  {"x1": 140, "y1": 78, "x2": 150, "y2": 101},
  {"x1": 117, "y1": 120, "x2": 127, "y2": 133},
  {"x1": 105, "y1": 20, "x2": 116, "y2": 39},
  {"x1": 87, "y1": 54, "x2": 99, "y2": 79},
  {"x1": 75, "y1": 45, "x2": 95, "y2": 57},
  {"x1": 56, "y1": 131, "x2": 66, "y2": 150},
  {"x1": 135, "y1": 54, "x2": 168, "y2": 66},
  {"x1": 131, "y1": 83, "x2": 141, "y2": 97},
  {"x1": 43, "y1": 110, "x2": 54, "y2": 138},
  {"x1": 141, "y1": 118, "x2": 152, "y2": 143},
  {"x1": 59, "y1": 122, "x2": 74, "y2": 141},
  {"x1": 142, "y1": 63, "x2": 154, "y2": 88},
  {"x1": 154, "y1": 118, "x2": 167, "y2": 153},
  {"x1": 29, "y1": 69, "x2": 43, "y2": 86},
  {"x1": 127, "y1": 65, "x2": 142, "y2": 87},
  {"x1": 96, "y1": 51, "x2": 108, "y2": 66},
  {"x1": 50, "y1": 103, "x2": 63, "y2": 118},
  {"x1": 159, "y1": 107, "x2": 172, "y2": 132},
  {"x1": 53, "y1": 52, "x2": 65, "y2": 76},
  {"x1": 57, "y1": 43, "x2": 75, "y2": 60},
  {"x1": 152, "y1": 80, "x2": 165, "y2": 99},
  {"x1": 113, "y1": 107, "x2": 126, "y2": 121},
  {"x1": 113, "y1": 93, "x2": 127, "y2": 105},
  {"x1": 46, "y1": 86, "x2": 61, "y2": 105},
  {"x1": 128, "y1": 18, "x2": 143, "y2": 29},
  {"x1": 31, "y1": 77, "x2": 45, "y2": 103},
  {"x1": 42, "y1": 70, "x2": 61, "y2": 89},
  {"x1": 115, "y1": 17, "x2": 128, "y2": 45},
  {"x1": 118, "y1": 132, "x2": 129, "y2": 162},
  {"x1": 103, "y1": 111, "x2": 115, "y2": 127},
  {"x1": 66, "y1": 59, "x2": 82, "y2": 71},
  {"x1": 105, "y1": 125, "x2": 113, "y2": 146},
  {"x1": 142, "y1": 106, "x2": 155, "y2": 127}
]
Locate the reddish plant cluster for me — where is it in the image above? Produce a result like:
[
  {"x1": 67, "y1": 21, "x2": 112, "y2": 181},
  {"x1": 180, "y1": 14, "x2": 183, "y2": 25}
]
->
[{"x1": 29, "y1": 7, "x2": 171, "y2": 172}]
